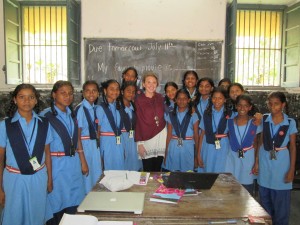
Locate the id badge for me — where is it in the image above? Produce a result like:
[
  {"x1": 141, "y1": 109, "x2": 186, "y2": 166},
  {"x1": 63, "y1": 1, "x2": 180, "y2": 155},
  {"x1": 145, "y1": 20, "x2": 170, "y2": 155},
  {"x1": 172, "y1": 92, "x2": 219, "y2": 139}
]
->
[
  {"x1": 70, "y1": 144, "x2": 76, "y2": 156},
  {"x1": 270, "y1": 149, "x2": 277, "y2": 160},
  {"x1": 215, "y1": 139, "x2": 221, "y2": 149},
  {"x1": 116, "y1": 136, "x2": 121, "y2": 145},
  {"x1": 129, "y1": 130, "x2": 134, "y2": 138},
  {"x1": 96, "y1": 138, "x2": 100, "y2": 148},
  {"x1": 177, "y1": 138, "x2": 183, "y2": 147},
  {"x1": 29, "y1": 156, "x2": 41, "y2": 171},
  {"x1": 238, "y1": 149, "x2": 244, "y2": 158}
]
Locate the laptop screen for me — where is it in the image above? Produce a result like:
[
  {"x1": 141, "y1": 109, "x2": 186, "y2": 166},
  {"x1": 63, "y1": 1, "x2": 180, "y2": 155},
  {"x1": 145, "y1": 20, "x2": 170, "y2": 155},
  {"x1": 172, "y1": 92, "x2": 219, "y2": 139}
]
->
[{"x1": 163, "y1": 172, "x2": 219, "y2": 190}]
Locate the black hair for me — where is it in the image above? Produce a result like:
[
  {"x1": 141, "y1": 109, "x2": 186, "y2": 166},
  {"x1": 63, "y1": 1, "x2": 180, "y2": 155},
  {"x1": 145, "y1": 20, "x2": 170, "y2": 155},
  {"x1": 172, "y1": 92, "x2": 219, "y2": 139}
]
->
[
  {"x1": 121, "y1": 67, "x2": 138, "y2": 85},
  {"x1": 164, "y1": 81, "x2": 179, "y2": 107},
  {"x1": 235, "y1": 94, "x2": 259, "y2": 117},
  {"x1": 101, "y1": 79, "x2": 121, "y2": 110},
  {"x1": 205, "y1": 87, "x2": 231, "y2": 117},
  {"x1": 228, "y1": 82, "x2": 245, "y2": 96},
  {"x1": 81, "y1": 80, "x2": 100, "y2": 103},
  {"x1": 267, "y1": 91, "x2": 289, "y2": 115},
  {"x1": 194, "y1": 77, "x2": 215, "y2": 105},
  {"x1": 172, "y1": 89, "x2": 193, "y2": 116},
  {"x1": 122, "y1": 67, "x2": 138, "y2": 78},
  {"x1": 218, "y1": 78, "x2": 232, "y2": 87},
  {"x1": 6, "y1": 83, "x2": 41, "y2": 117},
  {"x1": 120, "y1": 81, "x2": 137, "y2": 111},
  {"x1": 228, "y1": 82, "x2": 245, "y2": 112},
  {"x1": 182, "y1": 70, "x2": 199, "y2": 89},
  {"x1": 50, "y1": 80, "x2": 75, "y2": 118}
]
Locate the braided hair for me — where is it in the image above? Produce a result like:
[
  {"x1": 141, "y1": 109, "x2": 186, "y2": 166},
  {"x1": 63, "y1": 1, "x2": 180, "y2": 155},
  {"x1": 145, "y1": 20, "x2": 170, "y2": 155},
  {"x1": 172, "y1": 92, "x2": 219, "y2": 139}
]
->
[
  {"x1": 100, "y1": 79, "x2": 121, "y2": 110},
  {"x1": 172, "y1": 89, "x2": 193, "y2": 116},
  {"x1": 194, "y1": 77, "x2": 215, "y2": 106},
  {"x1": 164, "y1": 81, "x2": 178, "y2": 107},
  {"x1": 205, "y1": 87, "x2": 231, "y2": 118},
  {"x1": 120, "y1": 81, "x2": 137, "y2": 111},
  {"x1": 6, "y1": 83, "x2": 41, "y2": 118},
  {"x1": 267, "y1": 91, "x2": 289, "y2": 115},
  {"x1": 50, "y1": 80, "x2": 75, "y2": 118},
  {"x1": 81, "y1": 80, "x2": 100, "y2": 103},
  {"x1": 235, "y1": 94, "x2": 259, "y2": 117}
]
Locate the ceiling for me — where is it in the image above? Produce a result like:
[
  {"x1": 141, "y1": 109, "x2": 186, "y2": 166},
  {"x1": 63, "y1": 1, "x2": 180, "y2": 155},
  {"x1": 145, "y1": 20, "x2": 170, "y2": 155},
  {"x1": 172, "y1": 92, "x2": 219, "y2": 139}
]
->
[{"x1": 233, "y1": 0, "x2": 298, "y2": 5}]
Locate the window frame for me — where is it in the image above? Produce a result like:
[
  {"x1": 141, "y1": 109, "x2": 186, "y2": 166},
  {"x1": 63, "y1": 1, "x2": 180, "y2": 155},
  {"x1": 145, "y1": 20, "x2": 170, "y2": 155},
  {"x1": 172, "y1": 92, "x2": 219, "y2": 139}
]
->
[
  {"x1": 3, "y1": 0, "x2": 81, "y2": 87},
  {"x1": 226, "y1": 3, "x2": 289, "y2": 89}
]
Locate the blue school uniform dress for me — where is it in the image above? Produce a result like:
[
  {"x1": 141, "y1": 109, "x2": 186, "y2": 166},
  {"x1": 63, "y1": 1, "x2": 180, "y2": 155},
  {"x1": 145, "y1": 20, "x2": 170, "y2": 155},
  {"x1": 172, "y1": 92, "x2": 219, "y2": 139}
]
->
[
  {"x1": 258, "y1": 113, "x2": 297, "y2": 225},
  {"x1": 0, "y1": 112, "x2": 52, "y2": 225},
  {"x1": 40, "y1": 107, "x2": 85, "y2": 214},
  {"x1": 225, "y1": 118, "x2": 262, "y2": 185},
  {"x1": 96, "y1": 102, "x2": 125, "y2": 170},
  {"x1": 76, "y1": 99, "x2": 102, "y2": 194},
  {"x1": 198, "y1": 106, "x2": 230, "y2": 173},
  {"x1": 120, "y1": 104, "x2": 142, "y2": 171},
  {"x1": 165, "y1": 109, "x2": 198, "y2": 172},
  {"x1": 195, "y1": 96, "x2": 209, "y2": 121}
]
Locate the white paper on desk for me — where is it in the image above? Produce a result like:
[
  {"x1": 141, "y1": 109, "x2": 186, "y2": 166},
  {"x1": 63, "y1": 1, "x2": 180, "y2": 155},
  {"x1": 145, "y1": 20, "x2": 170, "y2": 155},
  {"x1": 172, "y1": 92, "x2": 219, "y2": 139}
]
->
[
  {"x1": 99, "y1": 174, "x2": 133, "y2": 192},
  {"x1": 59, "y1": 213, "x2": 97, "y2": 225},
  {"x1": 103, "y1": 170, "x2": 150, "y2": 185},
  {"x1": 98, "y1": 222, "x2": 133, "y2": 225},
  {"x1": 59, "y1": 213, "x2": 133, "y2": 225}
]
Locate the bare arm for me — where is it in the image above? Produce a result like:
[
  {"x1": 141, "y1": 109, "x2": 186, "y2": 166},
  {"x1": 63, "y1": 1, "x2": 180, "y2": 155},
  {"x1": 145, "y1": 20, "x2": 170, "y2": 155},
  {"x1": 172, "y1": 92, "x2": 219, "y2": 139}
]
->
[
  {"x1": 285, "y1": 133, "x2": 296, "y2": 183},
  {"x1": 193, "y1": 121, "x2": 199, "y2": 168},
  {"x1": 0, "y1": 147, "x2": 5, "y2": 207},
  {"x1": 197, "y1": 130, "x2": 205, "y2": 168},
  {"x1": 77, "y1": 127, "x2": 89, "y2": 176},
  {"x1": 44, "y1": 144, "x2": 53, "y2": 193}
]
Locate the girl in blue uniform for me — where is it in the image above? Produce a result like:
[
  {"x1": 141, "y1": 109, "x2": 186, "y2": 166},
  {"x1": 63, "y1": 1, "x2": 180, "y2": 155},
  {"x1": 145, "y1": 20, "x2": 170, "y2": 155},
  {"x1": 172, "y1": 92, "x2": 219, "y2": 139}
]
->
[
  {"x1": 182, "y1": 70, "x2": 199, "y2": 103},
  {"x1": 76, "y1": 80, "x2": 102, "y2": 194},
  {"x1": 41, "y1": 80, "x2": 87, "y2": 225},
  {"x1": 225, "y1": 94, "x2": 261, "y2": 194},
  {"x1": 0, "y1": 84, "x2": 53, "y2": 225},
  {"x1": 164, "y1": 82, "x2": 178, "y2": 113},
  {"x1": 256, "y1": 92, "x2": 297, "y2": 225},
  {"x1": 197, "y1": 87, "x2": 231, "y2": 173},
  {"x1": 164, "y1": 89, "x2": 199, "y2": 171},
  {"x1": 194, "y1": 77, "x2": 214, "y2": 121},
  {"x1": 96, "y1": 79, "x2": 125, "y2": 170},
  {"x1": 120, "y1": 81, "x2": 142, "y2": 171}
]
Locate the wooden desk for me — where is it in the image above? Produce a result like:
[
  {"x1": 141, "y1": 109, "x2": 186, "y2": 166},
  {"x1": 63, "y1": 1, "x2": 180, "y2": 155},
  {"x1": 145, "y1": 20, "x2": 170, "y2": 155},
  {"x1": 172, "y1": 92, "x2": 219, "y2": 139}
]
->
[{"x1": 83, "y1": 173, "x2": 271, "y2": 225}]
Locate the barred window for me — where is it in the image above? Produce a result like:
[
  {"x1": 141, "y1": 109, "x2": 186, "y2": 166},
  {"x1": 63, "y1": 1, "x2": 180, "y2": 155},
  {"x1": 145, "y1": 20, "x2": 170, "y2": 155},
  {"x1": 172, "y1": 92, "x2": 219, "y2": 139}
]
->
[
  {"x1": 22, "y1": 5, "x2": 68, "y2": 84},
  {"x1": 235, "y1": 10, "x2": 282, "y2": 86}
]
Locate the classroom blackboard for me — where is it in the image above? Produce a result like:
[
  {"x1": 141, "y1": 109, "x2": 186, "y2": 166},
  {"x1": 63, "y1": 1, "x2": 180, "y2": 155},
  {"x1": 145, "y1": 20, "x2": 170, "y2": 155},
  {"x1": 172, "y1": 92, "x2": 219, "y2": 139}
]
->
[{"x1": 84, "y1": 38, "x2": 222, "y2": 92}]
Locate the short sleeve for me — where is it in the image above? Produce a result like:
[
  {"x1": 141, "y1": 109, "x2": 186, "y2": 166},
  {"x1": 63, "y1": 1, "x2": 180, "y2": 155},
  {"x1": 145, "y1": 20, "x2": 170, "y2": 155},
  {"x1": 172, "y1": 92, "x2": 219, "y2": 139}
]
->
[
  {"x1": 0, "y1": 120, "x2": 7, "y2": 148},
  {"x1": 288, "y1": 118, "x2": 298, "y2": 135},
  {"x1": 96, "y1": 106, "x2": 105, "y2": 126},
  {"x1": 191, "y1": 113, "x2": 199, "y2": 125},
  {"x1": 45, "y1": 123, "x2": 53, "y2": 145}
]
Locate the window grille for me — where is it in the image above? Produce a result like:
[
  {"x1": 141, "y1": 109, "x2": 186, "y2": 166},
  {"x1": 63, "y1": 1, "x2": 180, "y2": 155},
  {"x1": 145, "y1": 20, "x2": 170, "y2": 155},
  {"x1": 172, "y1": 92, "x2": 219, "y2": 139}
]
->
[
  {"x1": 22, "y1": 5, "x2": 67, "y2": 84},
  {"x1": 236, "y1": 10, "x2": 282, "y2": 86}
]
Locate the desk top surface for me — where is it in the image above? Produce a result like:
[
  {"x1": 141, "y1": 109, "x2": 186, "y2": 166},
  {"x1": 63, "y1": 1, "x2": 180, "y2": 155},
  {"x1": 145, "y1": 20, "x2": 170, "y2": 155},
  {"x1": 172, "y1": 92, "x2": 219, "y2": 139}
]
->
[{"x1": 83, "y1": 173, "x2": 271, "y2": 225}]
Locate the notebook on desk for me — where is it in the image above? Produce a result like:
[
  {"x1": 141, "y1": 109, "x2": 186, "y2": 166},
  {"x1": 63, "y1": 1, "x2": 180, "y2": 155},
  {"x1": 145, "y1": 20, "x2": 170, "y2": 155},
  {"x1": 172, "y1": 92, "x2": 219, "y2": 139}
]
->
[
  {"x1": 77, "y1": 192, "x2": 145, "y2": 215},
  {"x1": 163, "y1": 172, "x2": 219, "y2": 190}
]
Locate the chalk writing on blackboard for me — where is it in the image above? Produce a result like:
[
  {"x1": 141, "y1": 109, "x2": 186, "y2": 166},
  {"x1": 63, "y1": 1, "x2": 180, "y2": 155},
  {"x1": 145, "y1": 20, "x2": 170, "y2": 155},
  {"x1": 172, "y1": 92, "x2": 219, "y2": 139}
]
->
[{"x1": 84, "y1": 38, "x2": 222, "y2": 92}]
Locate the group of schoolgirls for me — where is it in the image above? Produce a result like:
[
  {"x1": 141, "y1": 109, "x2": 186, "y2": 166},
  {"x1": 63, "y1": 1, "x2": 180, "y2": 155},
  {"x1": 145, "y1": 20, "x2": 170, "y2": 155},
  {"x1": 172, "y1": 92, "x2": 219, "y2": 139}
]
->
[
  {"x1": 0, "y1": 72, "x2": 142, "y2": 225},
  {"x1": 163, "y1": 70, "x2": 296, "y2": 225}
]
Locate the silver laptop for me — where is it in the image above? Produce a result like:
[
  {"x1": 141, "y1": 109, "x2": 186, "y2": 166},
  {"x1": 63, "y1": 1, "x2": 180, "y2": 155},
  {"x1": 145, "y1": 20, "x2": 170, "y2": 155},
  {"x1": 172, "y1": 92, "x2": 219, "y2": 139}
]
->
[{"x1": 77, "y1": 192, "x2": 145, "y2": 215}]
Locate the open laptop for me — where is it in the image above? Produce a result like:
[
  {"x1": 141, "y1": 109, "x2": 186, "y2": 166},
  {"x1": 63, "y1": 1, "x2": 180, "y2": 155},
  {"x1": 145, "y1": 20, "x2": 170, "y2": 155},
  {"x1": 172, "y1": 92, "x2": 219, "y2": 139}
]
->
[
  {"x1": 77, "y1": 192, "x2": 145, "y2": 214},
  {"x1": 163, "y1": 172, "x2": 219, "y2": 190}
]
